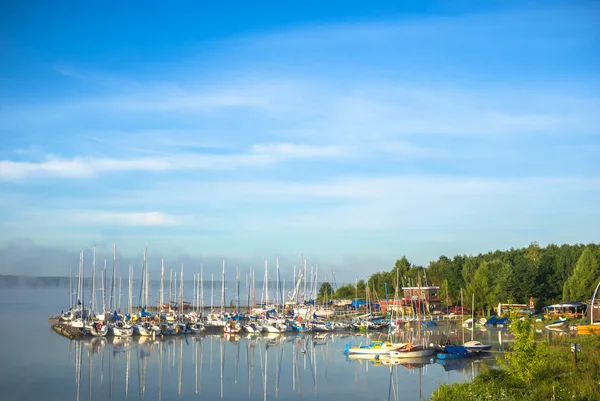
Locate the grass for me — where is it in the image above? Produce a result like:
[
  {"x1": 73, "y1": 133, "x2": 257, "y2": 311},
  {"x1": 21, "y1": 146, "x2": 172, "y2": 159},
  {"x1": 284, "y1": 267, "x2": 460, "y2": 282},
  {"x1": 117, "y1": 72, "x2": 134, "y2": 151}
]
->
[{"x1": 429, "y1": 322, "x2": 600, "y2": 401}]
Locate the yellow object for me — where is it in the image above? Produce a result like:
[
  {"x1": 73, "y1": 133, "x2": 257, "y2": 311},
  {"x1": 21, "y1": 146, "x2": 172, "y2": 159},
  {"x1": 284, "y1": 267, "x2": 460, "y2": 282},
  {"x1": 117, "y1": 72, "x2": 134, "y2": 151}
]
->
[{"x1": 577, "y1": 325, "x2": 600, "y2": 335}]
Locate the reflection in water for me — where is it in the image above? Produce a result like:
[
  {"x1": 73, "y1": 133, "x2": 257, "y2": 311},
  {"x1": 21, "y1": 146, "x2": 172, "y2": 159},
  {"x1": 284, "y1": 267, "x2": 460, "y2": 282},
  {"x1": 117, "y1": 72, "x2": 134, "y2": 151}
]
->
[{"x1": 61, "y1": 328, "x2": 508, "y2": 401}]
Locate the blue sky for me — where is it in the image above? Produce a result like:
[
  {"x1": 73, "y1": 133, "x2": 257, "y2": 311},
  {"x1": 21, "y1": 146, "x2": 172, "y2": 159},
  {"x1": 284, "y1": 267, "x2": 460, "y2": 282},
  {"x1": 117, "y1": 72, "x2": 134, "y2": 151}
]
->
[{"x1": 1, "y1": 1, "x2": 599, "y2": 280}]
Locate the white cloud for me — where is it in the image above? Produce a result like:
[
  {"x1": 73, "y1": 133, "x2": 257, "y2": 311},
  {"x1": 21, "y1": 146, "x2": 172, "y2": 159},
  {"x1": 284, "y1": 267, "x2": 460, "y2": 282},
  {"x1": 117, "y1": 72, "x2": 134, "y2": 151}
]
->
[
  {"x1": 70, "y1": 211, "x2": 184, "y2": 227},
  {"x1": 0, "y1": 142, "x2": 348, "y2": 180}
]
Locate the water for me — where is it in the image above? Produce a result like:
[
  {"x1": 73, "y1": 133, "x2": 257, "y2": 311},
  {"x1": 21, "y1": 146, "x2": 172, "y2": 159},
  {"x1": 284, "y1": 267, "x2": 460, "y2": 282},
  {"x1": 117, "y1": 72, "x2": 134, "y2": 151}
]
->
[{"x1": 0, "y1": 287, "x2": 514, "y2": 401}]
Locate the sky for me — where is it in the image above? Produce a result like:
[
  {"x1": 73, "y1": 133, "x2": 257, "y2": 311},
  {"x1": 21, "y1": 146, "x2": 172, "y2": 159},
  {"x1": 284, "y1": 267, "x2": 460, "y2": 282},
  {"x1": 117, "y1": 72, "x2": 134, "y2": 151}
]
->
[{"x1": 0, "y1": 1, "x2": 599, "y2": 282}]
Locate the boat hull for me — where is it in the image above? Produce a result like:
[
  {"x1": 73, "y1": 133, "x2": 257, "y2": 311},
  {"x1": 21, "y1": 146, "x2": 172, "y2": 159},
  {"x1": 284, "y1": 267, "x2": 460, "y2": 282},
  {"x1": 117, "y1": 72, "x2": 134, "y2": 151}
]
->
[{"x1": 390, "y1": 348, "x2": 436, "y2": 358}]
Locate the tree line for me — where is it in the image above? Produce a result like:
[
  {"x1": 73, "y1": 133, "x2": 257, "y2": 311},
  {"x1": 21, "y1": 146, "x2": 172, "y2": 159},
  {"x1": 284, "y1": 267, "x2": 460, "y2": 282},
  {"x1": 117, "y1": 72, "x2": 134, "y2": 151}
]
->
[{"x1": 321, "y1": 242, "x2": 600, "y2": 314}]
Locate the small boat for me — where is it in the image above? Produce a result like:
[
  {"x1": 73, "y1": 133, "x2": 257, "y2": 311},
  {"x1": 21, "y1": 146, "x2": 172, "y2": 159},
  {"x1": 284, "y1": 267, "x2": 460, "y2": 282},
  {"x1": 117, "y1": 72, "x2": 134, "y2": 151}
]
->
[
  {"x1": 160, "y1": 322, "x2": 177, "y2": 335},
  {"x1": 463, "y1": 340, "x2": 492, "y2": 351},
  {"x1": 545, "y1": 317, "x2": 568, "y2": 328},
  {"x1": 389, "y1": 344, "x2": 436, "y2": 358},
  {"x1": 86, "y1": 321, "x2": 108, "y2": 337},
  {"x1": 243, "y1": 322, "x2": 263, "y2": 333},
  {"x1": 436, "y1": 345, "x2": 473, "y2": 360},
  {"x1": 344, "y1": 340, "x2": 405, "y2": 355},
  {"x1": 188, "y1": 322, "x2": 205, "y2": 334},
  {"x1": 263, "y1": 322, "x2": 287, "y2": 333},
  {"x1": 224, "y1": 321, "x2": 242, "y2": 334},
  {"x1": 110, "y1": 321, "x2": 134, "y2": 337},
  {"x1": 134, "y1": 321, "x2": 161, "y2": 336}
]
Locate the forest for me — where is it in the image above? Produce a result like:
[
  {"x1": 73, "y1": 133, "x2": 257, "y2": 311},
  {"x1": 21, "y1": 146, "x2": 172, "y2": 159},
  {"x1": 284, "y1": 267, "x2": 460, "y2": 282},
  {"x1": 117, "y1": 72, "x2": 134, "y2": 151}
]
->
[{"x1": 325, "y1": 242, "x2": 600, "y2": 314}]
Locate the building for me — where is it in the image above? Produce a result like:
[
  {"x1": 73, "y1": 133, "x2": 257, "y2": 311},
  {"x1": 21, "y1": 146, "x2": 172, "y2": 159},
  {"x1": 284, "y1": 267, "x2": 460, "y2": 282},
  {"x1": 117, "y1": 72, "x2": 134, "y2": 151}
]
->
[{"x1": 379, "y1": 286, "x2": 442, "y2": 314}]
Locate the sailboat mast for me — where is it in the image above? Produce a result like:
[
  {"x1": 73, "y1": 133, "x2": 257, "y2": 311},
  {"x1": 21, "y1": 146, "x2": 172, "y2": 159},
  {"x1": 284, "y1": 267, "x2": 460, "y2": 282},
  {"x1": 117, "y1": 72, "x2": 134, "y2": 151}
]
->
[
  {"x1": 159, "y1": 258, "x2": 164, "y2": 309},
  {"x1": 265, "y1": 259, "x2": 269, "y2": 306},
  {"x1": 461, "y1": 288, "x2": 465, "y2": 344},
  {"x1": 69, "y1": 269, "x2": 72, "y2": 309},
  {"x1": 276, "y1": 258, "x2": 279, "y2": 309},
  {"x1": 91, "y1": 246, "x2": 96, "y2": 317},
  {"x1": 471, "y1": 292, "x2": 475, "y2": 341},
  {"x1": 237, "y1": 267, "x2": 240, "y2": 315},
  {"x1": 103, "y1": 260, "x2": 106, "y2": 314},
  {"x1": 221, "y1": 260, "x2": 225, "y2": 313},
  {"x1": 80, "y1": 250, "x2": 84, "y2": 314},
  {"x1": 200, "y1": 264, "x2": 204, "y2": 312},
  {"x1": 111, "y1": 242, "x2": 117, "y2": 312},
  {"x1": 180, "y1": 264, "x2": 184, "y2": 314}
]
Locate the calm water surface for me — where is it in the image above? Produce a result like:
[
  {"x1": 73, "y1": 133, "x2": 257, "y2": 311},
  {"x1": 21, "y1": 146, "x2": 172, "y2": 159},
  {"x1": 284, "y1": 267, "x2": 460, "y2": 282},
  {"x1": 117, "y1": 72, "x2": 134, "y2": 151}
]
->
[{"x1": 0, "y1": 288, "x2": 515, "y2": 401}]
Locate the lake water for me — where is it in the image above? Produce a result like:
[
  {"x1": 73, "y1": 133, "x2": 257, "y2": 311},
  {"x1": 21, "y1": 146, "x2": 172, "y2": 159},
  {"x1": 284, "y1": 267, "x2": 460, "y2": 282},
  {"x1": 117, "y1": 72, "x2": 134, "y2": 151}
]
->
[{"x1": 0, "y1": 287, "x2": 514, "y2": 401}]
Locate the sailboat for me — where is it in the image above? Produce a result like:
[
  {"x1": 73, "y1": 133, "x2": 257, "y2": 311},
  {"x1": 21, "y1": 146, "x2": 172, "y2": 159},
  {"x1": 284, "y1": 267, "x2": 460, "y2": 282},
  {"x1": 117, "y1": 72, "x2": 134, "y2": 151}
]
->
[
  {"x1": 85, "y1": 246, "x2": 108, "y2": 337},
  {"x1": 463, "y1": 293, "x2": 491, "y2": 351},
  {"x1": 577, "y1": 280, "x2": 600, "y2": 335},
  {"x1": 389, "y1": 343, "x2": 435, "y2": 358}
]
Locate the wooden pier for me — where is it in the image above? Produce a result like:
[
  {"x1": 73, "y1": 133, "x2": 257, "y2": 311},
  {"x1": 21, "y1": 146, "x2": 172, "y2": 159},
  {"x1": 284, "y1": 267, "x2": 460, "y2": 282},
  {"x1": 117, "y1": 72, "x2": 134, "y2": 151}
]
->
[{"x1": 51, "y1": 324, "x2": 83, "y2": 339}]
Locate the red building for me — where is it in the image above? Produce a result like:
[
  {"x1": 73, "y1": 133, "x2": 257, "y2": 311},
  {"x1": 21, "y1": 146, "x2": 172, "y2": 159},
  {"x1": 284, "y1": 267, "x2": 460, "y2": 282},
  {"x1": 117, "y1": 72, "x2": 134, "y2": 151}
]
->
[{"x1": 380, "y1": 286, "x2": 442, "y2": 313}]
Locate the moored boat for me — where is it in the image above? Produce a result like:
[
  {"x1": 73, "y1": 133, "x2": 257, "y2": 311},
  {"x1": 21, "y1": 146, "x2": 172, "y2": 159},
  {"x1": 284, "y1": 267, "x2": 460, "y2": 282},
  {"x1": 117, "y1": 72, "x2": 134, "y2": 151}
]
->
[
  {"x1": 389, "y1": 344, "x2": 436, "y2": 358},
  {"x1": 344, "y1": 340, "x2": 405, "y2": 355},
  {"x1": 437, "y1": 345, "x2": 473, "y2": 359},
  {"x1": 463, "y1": 340, "x2": 492, "y2": 351}
]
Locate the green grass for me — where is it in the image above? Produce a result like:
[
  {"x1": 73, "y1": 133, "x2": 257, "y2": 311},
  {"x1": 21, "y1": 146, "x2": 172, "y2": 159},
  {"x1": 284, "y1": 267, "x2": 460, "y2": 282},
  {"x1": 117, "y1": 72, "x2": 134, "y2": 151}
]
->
[{"x1": 429, "y1": 324, "x2": 600, "y2": 401}]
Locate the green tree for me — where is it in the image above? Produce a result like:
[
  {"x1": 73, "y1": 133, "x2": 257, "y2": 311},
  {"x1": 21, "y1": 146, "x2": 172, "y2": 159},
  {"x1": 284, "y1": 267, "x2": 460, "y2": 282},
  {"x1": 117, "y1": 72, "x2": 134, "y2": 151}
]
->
[
  {"x1": 461, "y1": 258, "x2": 478, "y2": 286},
  {"x1": 563, "y1": 246, "x2": 600, "y2": 301},
  {"x1": 334, "y1": 284, "x2": 355, "y2": 299},
  {"x1": 318, "y1": 282, "x2": 333, "y2": 300},
  {"x1": 502, "y1": 319, "x2": 548, "y2": 385},
  {"x1": 466, "y1": 262, "x2": 492, "y2": 315},
  {"x1": 394, "y1": 256, "x2": 411, "y2": 279},
  {"x1": 356, "y1": 280, "x2": 366, "y2": 297}
]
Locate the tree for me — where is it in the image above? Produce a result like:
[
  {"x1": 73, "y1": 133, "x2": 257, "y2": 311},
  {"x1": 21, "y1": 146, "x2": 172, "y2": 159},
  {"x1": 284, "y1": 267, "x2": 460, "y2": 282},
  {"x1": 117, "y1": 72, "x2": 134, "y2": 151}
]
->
[
  {"x1": 335, "y1": 284, "x2": 355, "y2": 299},
  {"x1": 502, "y1": 319, "x2": 548, "y2": 385},
  {"x1": 318, "y1": 282, "x2": 333, "y2": 300},
  {"x1": 461, "y1": 258, "x2": 478, "y2": 286},
  {"x1": 466, "y1": 262, "x2": 492, "y2": 315},
  {"x1": 394, "y1": 256, "x2": 411, "y2": 279},
  {"x1": 563, "y1": 247, "x2": 600, "y2": 301},
  {"x1": 356, "y1": 280, "x2": 366, "y2": 297}
]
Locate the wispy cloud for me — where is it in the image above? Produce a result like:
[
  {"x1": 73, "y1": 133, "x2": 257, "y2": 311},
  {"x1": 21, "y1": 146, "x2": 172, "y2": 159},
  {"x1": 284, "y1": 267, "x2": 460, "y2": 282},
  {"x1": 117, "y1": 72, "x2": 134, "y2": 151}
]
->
[
  {"x1": 68, "y1": 211, "x2": 185, "y2": 227},
  {"x1": 0, "y1": 142, "x2": 349, "y2": 180}
]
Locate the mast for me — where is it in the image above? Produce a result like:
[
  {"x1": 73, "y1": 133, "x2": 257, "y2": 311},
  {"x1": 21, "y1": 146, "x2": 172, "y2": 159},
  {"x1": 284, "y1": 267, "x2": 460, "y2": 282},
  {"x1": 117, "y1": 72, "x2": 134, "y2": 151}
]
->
[
  {"x1": 160, "y1": 258, "x2": 165, "y2": 309},
  {"x1": 145, "y1": 265, "x2": 149, "y2": 309},
  {"x1": 90, "y1": 246, "x2": 96, "y2": 317},
  {"x1": 111, "y1": 242, "x2": 117, "y2": 312},
  {"x1": 265, "y1": 260, "x2": 269, "y2": 306},
  {"x1": 69, "y1": 269, "x2": 72, "y2": 309},
  {"x1": 180, "y1": 264, "x2": 184, "y2": 315},
  {"x1": 211, "y1": 273, "x2": 214, "y2": 311},
  {"x1": 471, "y1": 292, "x2": 475, "y2": 342},
  {"x1": 221, "y1": 260, "x2": 225, "y2": 313},
  {"x1": 142, "y1": 247, "x2": 147, "y2": 308},
  {"x1": 237, "y1": 267, "x2": 240, "y2": 315},
  {"x1": 200, "y1": 264, "x2": 204, "y2": 313},
  {"x1": 129, "y1": 264, "x2": 133, "y2": 315},
  {"x1": 80, "y1": 250, "x2": 84, "y2": 314},
  {"x1": 461, "y1": 288, "x2": 465, "y2": 344},
  {"x1": 103, "y1": 260, "x2": 106, "y2": 314},
  {"x1": 276, "y1": 258, "x2": 280, "y2": 310}
]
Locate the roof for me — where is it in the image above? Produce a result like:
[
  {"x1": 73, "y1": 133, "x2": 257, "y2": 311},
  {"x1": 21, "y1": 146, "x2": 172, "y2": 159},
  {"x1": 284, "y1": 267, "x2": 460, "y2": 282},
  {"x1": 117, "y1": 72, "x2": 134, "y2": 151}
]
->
[
  {"x1": 401, "y1": 286, "x2": 439, "y2": 290},
  {"x1": 543, "y1": 302, "x2": 587, "y2": 309}
]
